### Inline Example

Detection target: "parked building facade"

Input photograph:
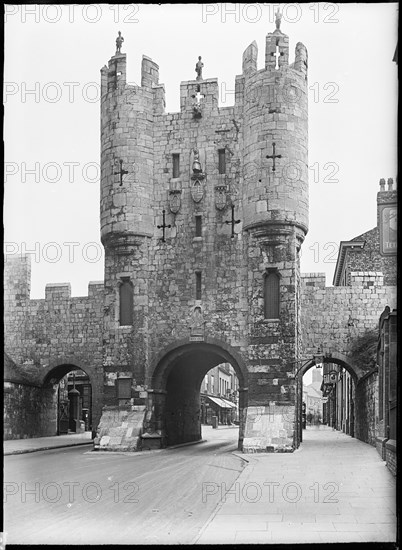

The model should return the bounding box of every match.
[303,368,325,425]
[200,363,239,425]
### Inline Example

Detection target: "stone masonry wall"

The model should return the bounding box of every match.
[385,441,397,476]
[355,370,378,445]
[98,27,309,451]
[301,271,397,366]
[4,381,57,440]
[343,227,397,286]
[4,255,105,434]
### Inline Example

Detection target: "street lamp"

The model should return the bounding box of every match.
[313,349,325,367]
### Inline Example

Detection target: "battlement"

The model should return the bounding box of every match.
[301,273,326,289]
[302,271,387,289]
[44,281,104,300]
[100,24,309,249]
[4,254,31,299]
[101,24,307,119]
[141,55,160,88]
[4,254,104,303]
[45,283,71,300]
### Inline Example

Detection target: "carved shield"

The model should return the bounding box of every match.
[191,179,203,203]
[215,185,227,210]
[169,190,181,214]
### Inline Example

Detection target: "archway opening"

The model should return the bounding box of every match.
[302,365,325,431]
[43,364,92,436]
[200,363,239,426]
[297,356,357,446]
[150,342,247,449]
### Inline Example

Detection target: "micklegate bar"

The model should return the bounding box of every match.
[4,20,397,471]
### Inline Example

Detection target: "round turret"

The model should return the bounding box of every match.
[100,54,161,251]
[242,30,308,244]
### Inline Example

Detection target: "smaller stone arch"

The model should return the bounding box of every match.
[295,350,362,446]
[42,363,92,387]
[296,350,363,382]
[41,359,94,435]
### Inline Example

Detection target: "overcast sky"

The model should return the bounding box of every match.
[4,3,398,301]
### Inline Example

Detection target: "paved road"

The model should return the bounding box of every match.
[4,427,244,545]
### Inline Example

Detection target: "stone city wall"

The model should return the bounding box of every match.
[300,271,397,364]
[4,255,105,435]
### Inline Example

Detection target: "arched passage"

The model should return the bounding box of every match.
[43,364,93,436]
[147,340,248,449]
[295,352,359,447]
[296,351,361,382]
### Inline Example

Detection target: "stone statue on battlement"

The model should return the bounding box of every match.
[195,56,204,80]
[116,31,124,55]
[275,9,282,31]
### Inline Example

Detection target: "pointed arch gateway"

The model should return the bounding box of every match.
[147,338,249,449]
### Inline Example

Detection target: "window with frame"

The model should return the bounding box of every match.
[119,278,133,326]
[195,215,202,237]
[195,271,202,300]
[264,271,280,319]
[218,149,226,174]
[172,154,180,178]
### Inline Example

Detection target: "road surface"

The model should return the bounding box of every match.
[4,426,244,545]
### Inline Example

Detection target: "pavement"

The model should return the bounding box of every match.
[3,432,93,455]
[3,425,397,544]
[195,425,397,544]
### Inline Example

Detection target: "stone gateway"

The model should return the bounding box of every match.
[4,22,396,456]
[98,20,308,452]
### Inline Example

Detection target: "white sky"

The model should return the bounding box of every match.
[4,3,398,299]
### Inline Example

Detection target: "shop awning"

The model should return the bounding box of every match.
[206,396,237,409]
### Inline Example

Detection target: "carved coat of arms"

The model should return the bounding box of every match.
[215,185,227,210]
[169,190,181,214]
[191,179,203,203]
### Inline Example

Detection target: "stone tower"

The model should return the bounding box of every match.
[97,22,308,452]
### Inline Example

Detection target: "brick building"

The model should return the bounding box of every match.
[333,179,397,287]
[200,363,239,425]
